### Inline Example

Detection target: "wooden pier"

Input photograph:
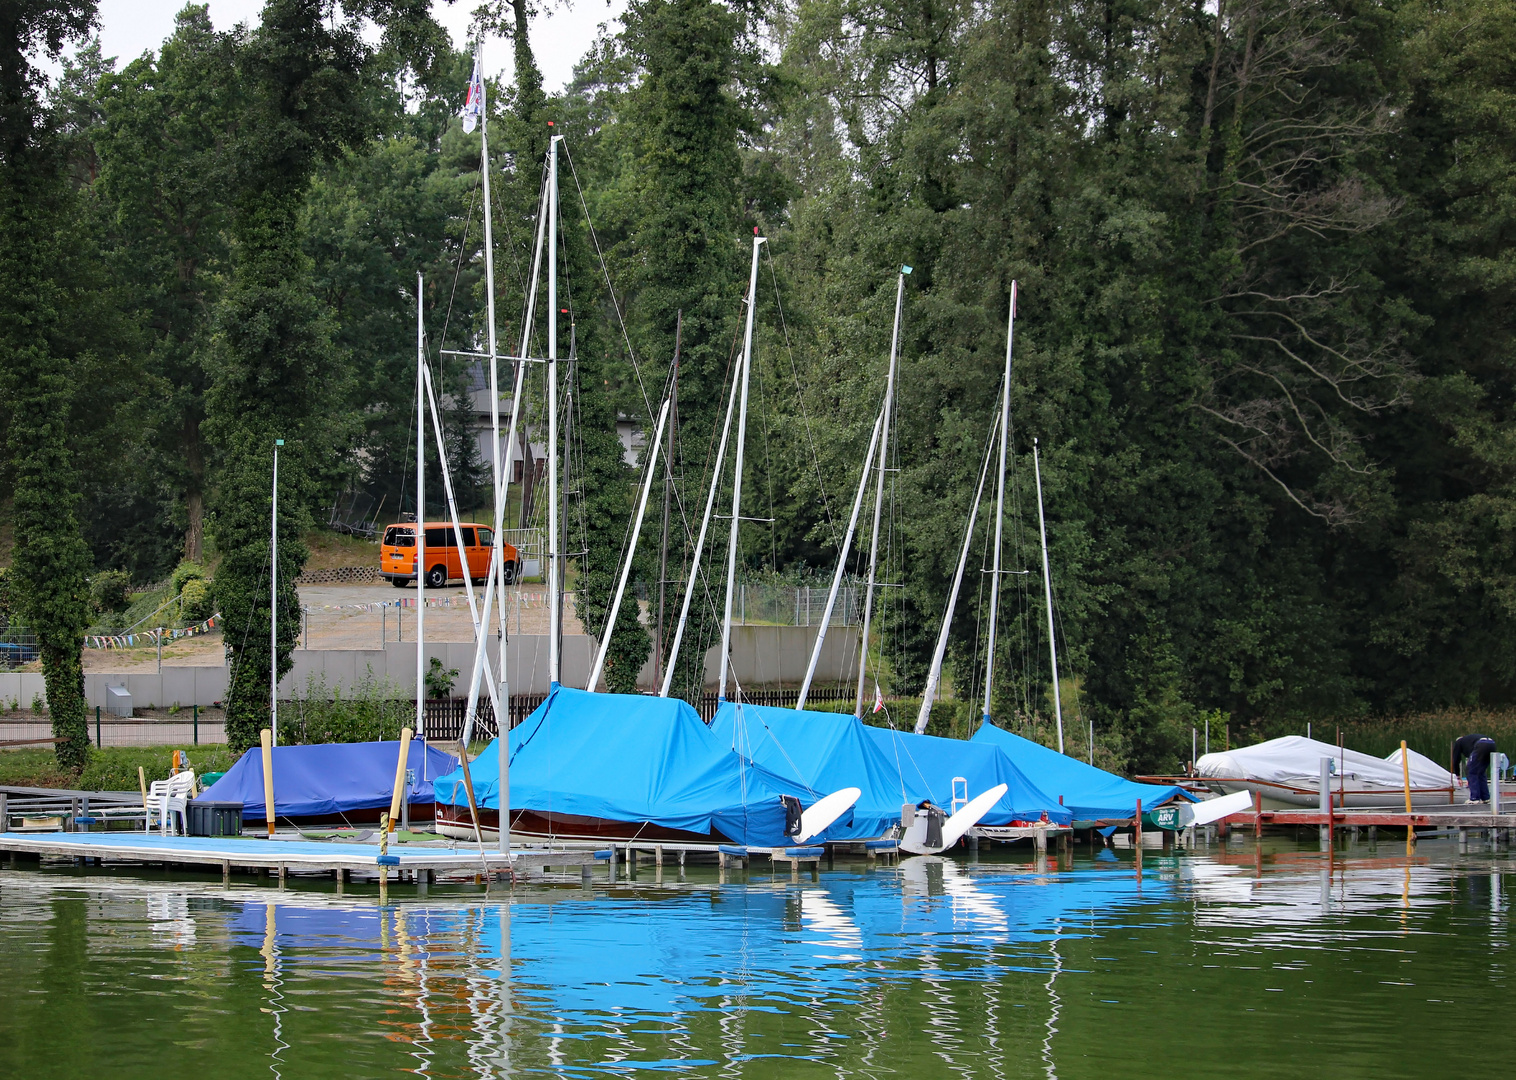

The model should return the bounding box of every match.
[0,831,604,883]
[1215,803,1516,837]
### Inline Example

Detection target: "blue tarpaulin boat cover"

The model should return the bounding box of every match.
[198,740,459,820]
[433,688,819,847]
[861,725,1073,826]
[710,702,917,840]
[971,720,1193,821]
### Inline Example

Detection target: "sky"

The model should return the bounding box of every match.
[73,0,627,92]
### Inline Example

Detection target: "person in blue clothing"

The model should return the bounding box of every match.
[1452,733,1498,804]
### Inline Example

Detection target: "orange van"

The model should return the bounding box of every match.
[379,522,520,589]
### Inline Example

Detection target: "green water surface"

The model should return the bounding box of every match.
[0,838,1508,1078]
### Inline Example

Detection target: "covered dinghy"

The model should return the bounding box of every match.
[972,720,1192,822]
[862,725,1072,826]
[434,688,822,846]
[711,702,913,841]
[1197,735,1464,808]
[198,740,458,822]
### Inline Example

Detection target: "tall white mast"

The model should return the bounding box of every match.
[659,364,741,697]
[271,437,281,745]
[854,266,909,717]
[587,397,671,692]
[913,419,996,735]
[981,282,1017,726]
[717,235,764,703]
[415,273,426,738]
[1034,438,1064,752]
[547,135,562,688]
[476,42,506,706]
[796,409,883,711]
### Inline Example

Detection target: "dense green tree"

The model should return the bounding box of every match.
[208,0,447,752]
[0,0,100,770]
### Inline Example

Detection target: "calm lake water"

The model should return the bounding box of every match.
[1,839,1510,1078]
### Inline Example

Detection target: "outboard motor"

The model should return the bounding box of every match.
[780,795,804,837]
[922,805,945,849]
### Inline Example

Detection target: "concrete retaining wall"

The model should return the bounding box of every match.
[2,624,864,709]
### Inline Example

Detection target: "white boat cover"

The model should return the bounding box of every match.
[1196,735,1451,794]
[1384,745,1456,787]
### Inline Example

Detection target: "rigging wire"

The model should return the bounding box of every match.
[763,244,839,546]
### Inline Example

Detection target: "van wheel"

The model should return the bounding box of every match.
[392,577,410,589]
[502,561,518,585]
[425,565,448,589]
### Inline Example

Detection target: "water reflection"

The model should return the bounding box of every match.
[2,846,1515,1078]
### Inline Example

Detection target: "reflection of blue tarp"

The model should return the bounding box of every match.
[710,702,913,840]
[198,740,458,820]
[971,720,1192,821]
[433,687,815,846]
[225,864,1163,1025]
[862,725,1073,826]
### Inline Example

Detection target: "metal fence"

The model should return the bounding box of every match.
[0,632,39,671]
[1,713,227,749]
[731,584,861,627]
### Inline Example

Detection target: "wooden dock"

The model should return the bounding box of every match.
[1216,804,1516,835]
[0,831,604,883]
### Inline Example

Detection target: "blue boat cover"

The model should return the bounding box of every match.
[971,720,1193,820]
[711,702,915,840]
[433,687,817,847]
[861,724,1073,825]
[197,740,458,820]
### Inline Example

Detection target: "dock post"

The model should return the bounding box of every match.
[1319,758,1332,848]
[278,863,286,885]
[1459,828,1469,853]
[222,860,230,885]
[1135,799,1143,849]
[0,792,7,832]
[1034,828,1047,854]
[1253,791,1262,841]
[655,845,663,867]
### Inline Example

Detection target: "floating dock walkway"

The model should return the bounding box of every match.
[0,831,603,884]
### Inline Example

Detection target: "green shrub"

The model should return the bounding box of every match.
[179,578,214,621]
[30,692,44,713]
[77,745,238,792]
[282,669,411,744]
[170,560,207,596]
[425,656,458,699]
[90,570,133,614]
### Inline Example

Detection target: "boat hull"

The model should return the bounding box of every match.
[434,804,735,845]
[1200,779,1464,810]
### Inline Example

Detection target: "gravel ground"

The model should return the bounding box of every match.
[81,583,587,672]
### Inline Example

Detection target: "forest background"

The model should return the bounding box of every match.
[0,0,1512,772]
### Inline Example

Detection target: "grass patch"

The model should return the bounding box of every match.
[0,745,238,791]
[1323,708,1516,767]
[304,530,380,573]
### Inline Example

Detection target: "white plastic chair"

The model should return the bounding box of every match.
[145,771,197,836]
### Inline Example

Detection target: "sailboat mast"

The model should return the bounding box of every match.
[415,273,426,738]
[717,235,764,703]
[854,267,908,716]
[654,312,681,690]
[913,418,996,735]
[981,282,1017,725]
[1034,438,1064,752]
[587,397,672,691]
[546,135,562,688]
[797,408,883,710]
[271,438,280,745]
[660,358,741,697]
